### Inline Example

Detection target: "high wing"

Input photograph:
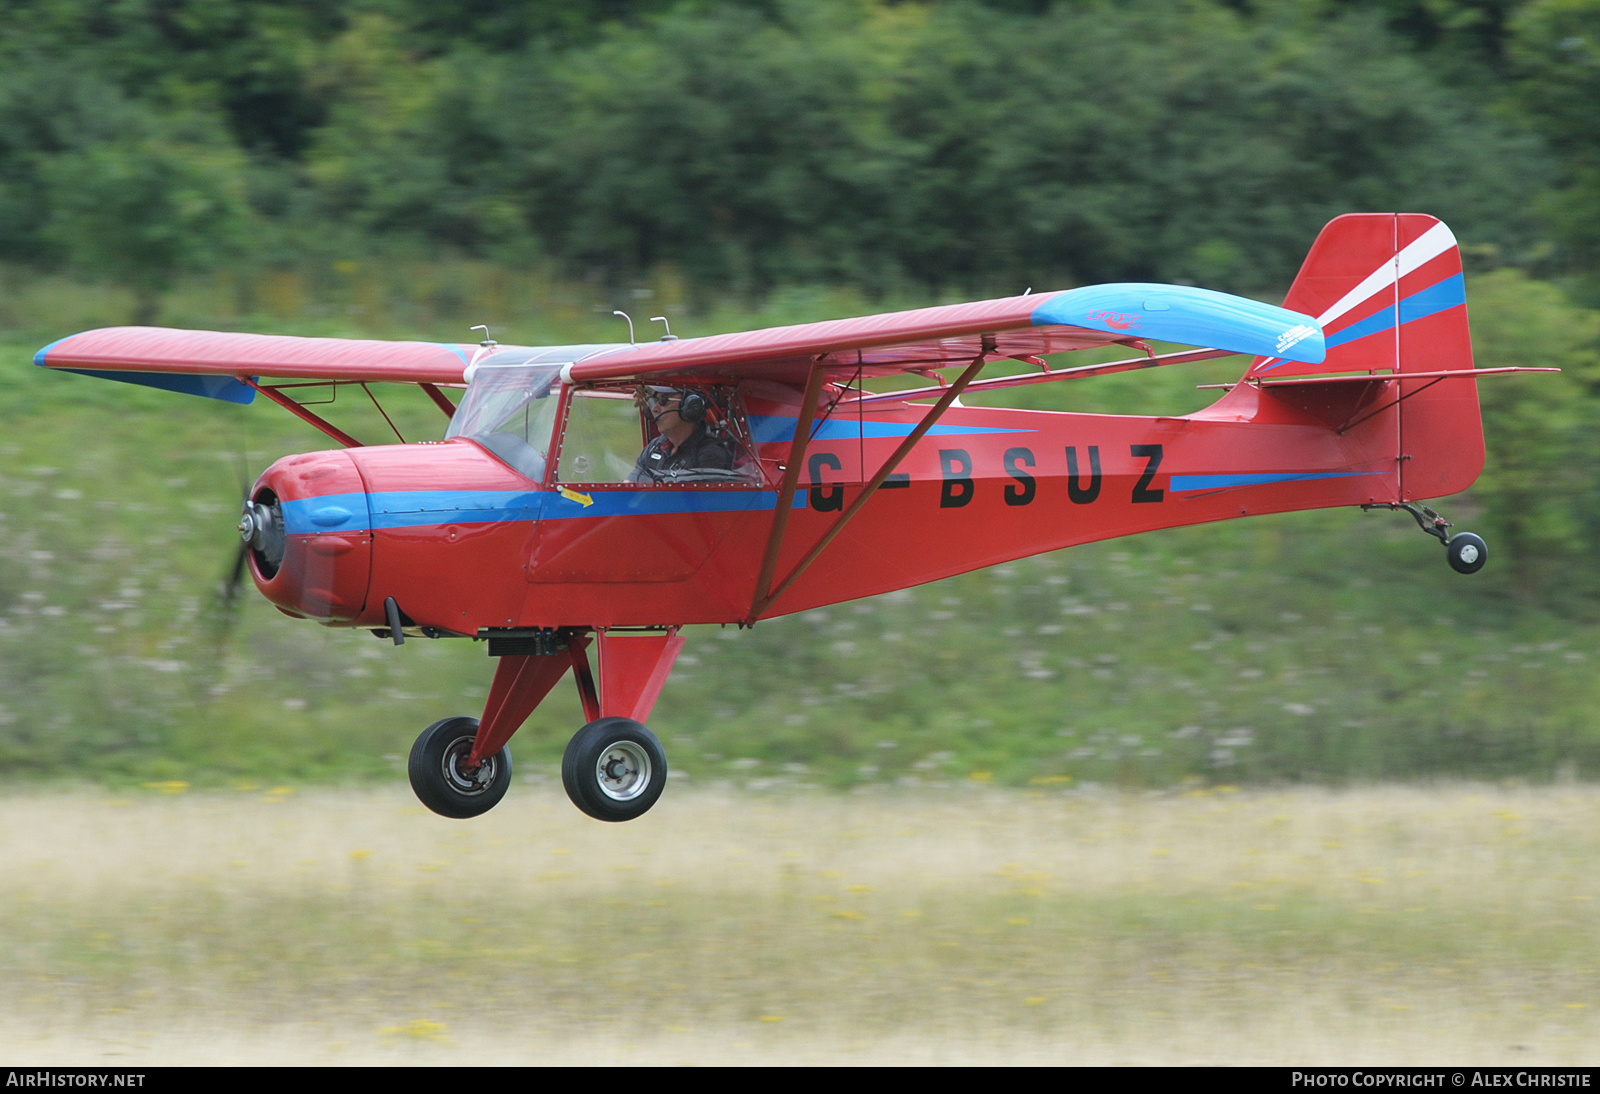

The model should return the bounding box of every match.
[35,283,1323,406]
[563,284,1324,386]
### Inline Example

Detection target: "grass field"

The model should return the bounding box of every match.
[3,783,1597,1064]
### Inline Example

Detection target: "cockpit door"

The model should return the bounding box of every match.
[527,384,769,583]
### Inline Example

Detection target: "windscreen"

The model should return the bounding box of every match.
[444,363,564,482]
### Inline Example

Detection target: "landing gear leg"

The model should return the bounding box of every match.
[1363,501,1487,575]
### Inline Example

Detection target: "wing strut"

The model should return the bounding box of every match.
[244,379,364,448]
[749,353,989,621]
[420,383,458,417]
[749,363,829,619]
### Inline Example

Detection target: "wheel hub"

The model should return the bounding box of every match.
[595,741,651,801]
[441,736,495,795]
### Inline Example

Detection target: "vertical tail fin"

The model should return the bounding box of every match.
[1248,213,1483,500]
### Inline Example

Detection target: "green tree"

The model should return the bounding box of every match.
[41,133,250,324]
[303,0,1542,295]
[1465,268,1600,600]
[1508,0,1600,296]
[0,61,146,264]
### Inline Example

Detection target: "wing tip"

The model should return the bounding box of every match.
[34,328,135,368]
[33,336,70,367]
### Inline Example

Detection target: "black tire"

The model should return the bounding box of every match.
[408,716,512,819]
[1446,532,1487,575]
[561,717,668,822]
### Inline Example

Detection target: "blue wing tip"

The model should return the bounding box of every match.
[33,337,68,367]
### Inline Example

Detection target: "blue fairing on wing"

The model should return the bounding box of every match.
[748,416,1031,444]
[54,367,257,405]
[1031,283,1325,364]
[33,338,68,366]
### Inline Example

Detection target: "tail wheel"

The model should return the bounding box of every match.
[408,716,512,818]
[562,717,668,822]
[1446,532,1487,575]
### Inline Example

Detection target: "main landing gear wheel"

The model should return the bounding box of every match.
[408,716,513,819]
[562,717,668,822]
[1446,532,1488,575]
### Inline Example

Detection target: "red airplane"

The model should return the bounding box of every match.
[34,213,1552,822]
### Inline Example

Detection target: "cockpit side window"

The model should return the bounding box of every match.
[554,383,763,486]
[553,388,647,484]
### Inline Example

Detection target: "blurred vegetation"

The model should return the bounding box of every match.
[4,0,1600,787]
[4,787,1596,1063]
[0,0,1572,297]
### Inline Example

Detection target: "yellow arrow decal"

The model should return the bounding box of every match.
[558,486,594,507]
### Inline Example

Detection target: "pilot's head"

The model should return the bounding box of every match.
[637,386,706,427]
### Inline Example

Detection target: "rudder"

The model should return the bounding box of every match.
[1247,213,1483,500]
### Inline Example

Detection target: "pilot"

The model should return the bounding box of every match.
[628,387,738,482]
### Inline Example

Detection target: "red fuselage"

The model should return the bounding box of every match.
[249,375,1437,633]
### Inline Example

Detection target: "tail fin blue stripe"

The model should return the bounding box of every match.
[1324,274,1467,351]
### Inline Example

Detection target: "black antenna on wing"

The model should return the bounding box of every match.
[468,325,499,368]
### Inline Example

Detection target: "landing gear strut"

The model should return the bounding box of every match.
[1363,501,1487,574]
[406,628,682,821]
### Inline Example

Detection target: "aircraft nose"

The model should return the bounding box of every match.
[239,496,286,577]
[245,451,373,623]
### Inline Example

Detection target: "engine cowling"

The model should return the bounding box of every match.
[244,450,372,623]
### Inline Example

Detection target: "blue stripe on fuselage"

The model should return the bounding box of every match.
[1169,470,1380,493]
[279,488,806,534]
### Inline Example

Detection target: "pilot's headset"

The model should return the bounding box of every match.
[674,388,709,424]
[641,385,710,428]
